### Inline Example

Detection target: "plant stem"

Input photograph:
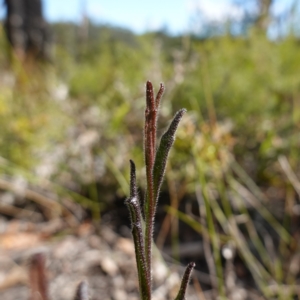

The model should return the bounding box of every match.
[144,81,164,284]
[144,81,159,283]
[126,160,151,299]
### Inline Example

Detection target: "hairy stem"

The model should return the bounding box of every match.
[144,81,163,283]
[126,160,151,299]
[175,262,196,300]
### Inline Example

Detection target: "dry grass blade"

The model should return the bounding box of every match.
[278,155,300,198]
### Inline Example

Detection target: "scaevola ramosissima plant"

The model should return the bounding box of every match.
[125,81,195,300]
[27,81,194,300]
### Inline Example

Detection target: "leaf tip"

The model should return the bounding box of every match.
[174,262,195,300]
[179,108,187,115]
[129,159,137,198]
[73,280,89,300]
[146,80,153,91]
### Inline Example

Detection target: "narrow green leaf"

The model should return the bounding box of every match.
[126,197,151,300]
[125,160,151,300]
[153,108,186,200]
[174,262,195,300]
[129,159,137,198]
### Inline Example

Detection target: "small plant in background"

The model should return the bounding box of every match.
[125,81,195,300]
[29,253,89,300]
[29,253,48,300]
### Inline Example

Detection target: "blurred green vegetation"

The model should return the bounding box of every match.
[1,17,300,298]
[2,23,300,189]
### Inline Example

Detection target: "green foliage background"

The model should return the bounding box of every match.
[0,23,299,194]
